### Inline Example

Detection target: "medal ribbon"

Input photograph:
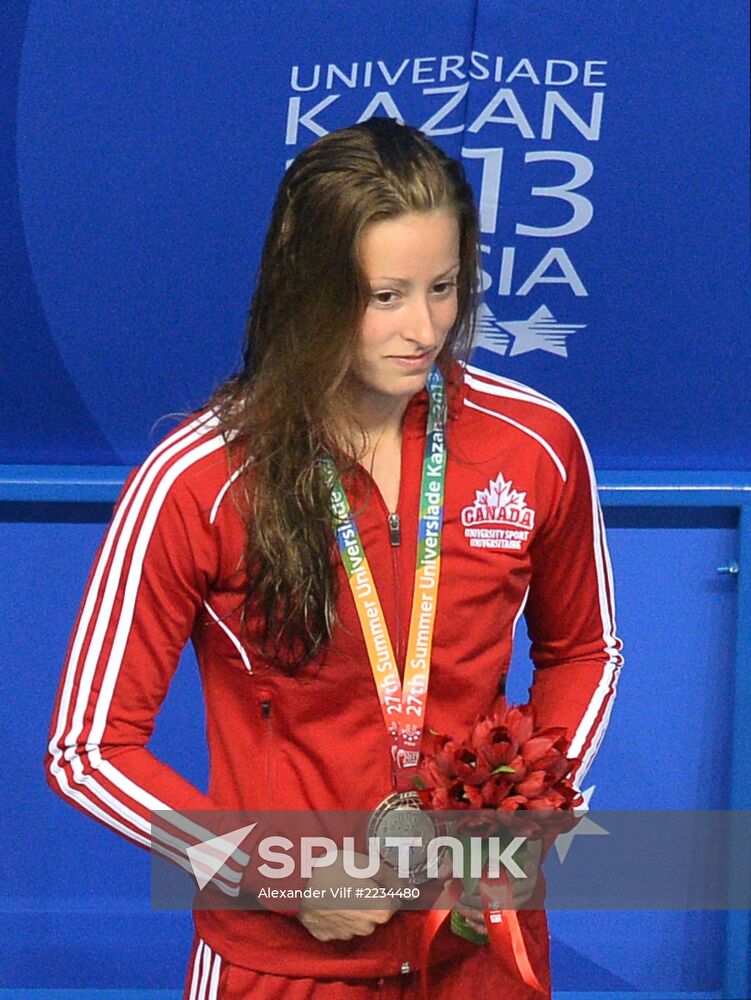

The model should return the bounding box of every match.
[324,367,447,789]
[419,873,546,999]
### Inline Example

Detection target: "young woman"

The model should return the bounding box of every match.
[46,118,622,999]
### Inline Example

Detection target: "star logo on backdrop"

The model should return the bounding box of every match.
[553,784,610,863]
[474,302,512,354]
[473,303,586,359]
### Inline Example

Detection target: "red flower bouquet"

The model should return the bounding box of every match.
[417,702,583,817]
[415,703,584,996]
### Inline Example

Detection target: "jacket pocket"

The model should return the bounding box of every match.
[258,695,275,808]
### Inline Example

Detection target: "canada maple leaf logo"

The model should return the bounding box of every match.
[461,472,536,529]
[475,473,529,513]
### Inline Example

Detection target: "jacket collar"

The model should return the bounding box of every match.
[402,359,466,438]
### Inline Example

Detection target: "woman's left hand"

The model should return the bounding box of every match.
[454,838,543,938]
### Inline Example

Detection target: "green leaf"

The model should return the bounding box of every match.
[450,911,487,945]
[461,872,479,895]
[490,764,516,775]
[458,834,478,894]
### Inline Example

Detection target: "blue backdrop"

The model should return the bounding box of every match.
[4,0,749,467]
[1,2,749,998]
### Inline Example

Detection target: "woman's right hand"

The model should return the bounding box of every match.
[296,852,399,941]
[297,904,395,941]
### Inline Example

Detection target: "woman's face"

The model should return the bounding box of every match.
[352,208,460,408]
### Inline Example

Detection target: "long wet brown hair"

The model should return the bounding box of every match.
[210,118,479,672]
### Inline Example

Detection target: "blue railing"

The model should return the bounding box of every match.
[2,465,748,1000]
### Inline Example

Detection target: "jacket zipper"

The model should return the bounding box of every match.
[387,512,401,547]
[260,698,274,808]
[389,515,409,973]
[388,512,404,679]
[390,423,415,679]
[364,483,405,676]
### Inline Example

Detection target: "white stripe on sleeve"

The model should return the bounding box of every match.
[464,367,622,780]
[48,414,249,884]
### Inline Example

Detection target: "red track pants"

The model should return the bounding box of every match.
[182,934,551,999]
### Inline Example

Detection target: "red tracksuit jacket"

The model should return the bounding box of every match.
[46,364,622,991]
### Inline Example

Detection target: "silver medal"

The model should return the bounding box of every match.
[367,790,438,884]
